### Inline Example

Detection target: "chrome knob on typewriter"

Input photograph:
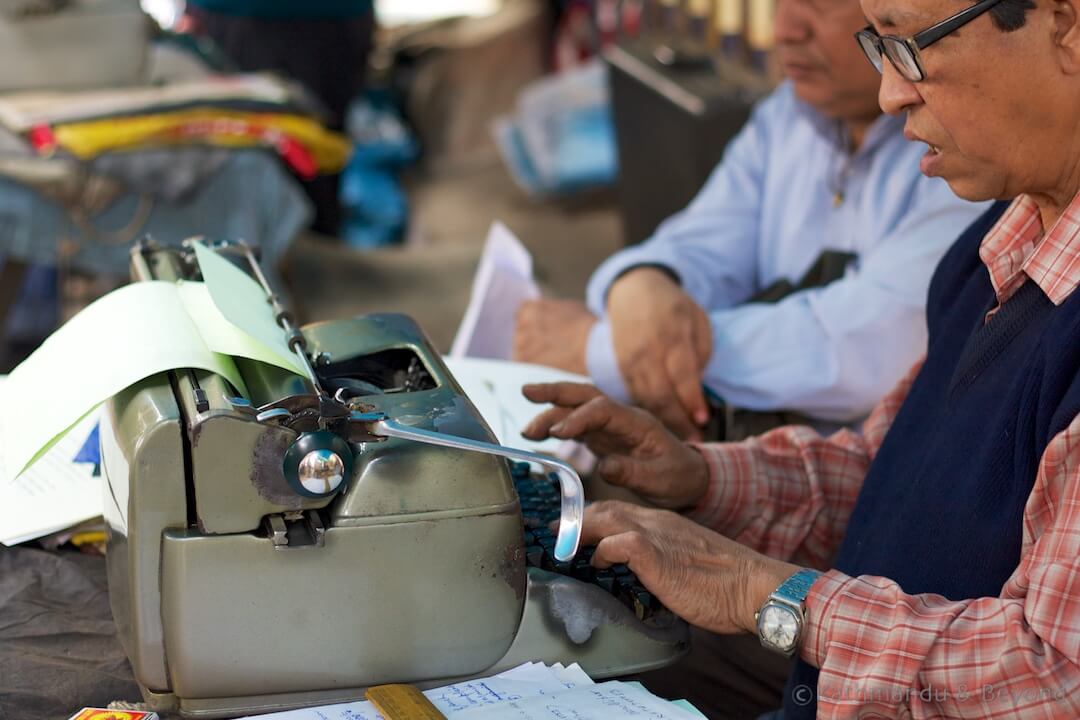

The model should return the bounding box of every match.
[101,239,688,718]
[296,448,345,495]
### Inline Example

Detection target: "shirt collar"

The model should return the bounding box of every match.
[980,193,1080,307]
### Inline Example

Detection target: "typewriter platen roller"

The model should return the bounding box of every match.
[102,240,688,719]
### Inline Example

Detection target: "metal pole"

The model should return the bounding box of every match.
[236,243,328,399]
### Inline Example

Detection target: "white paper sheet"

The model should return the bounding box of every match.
[442,355,595,469]
[236,665,703,720]
[237,662,593,720]
[0,282,240,485]
[457,681,704,720]
[0,377,102,546]
[190,242,306,374]
[450,222,540,361]
[0,264,304,487]
[443,356,587,450]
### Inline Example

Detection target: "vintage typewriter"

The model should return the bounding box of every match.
[102,240,687,718]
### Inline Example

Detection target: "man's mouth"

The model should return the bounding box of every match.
[905,128,941,155]
[778,53,820,74]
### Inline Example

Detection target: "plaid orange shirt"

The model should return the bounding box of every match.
[688,194,1080,718]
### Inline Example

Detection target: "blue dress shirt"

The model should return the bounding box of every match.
[585,81,993,422]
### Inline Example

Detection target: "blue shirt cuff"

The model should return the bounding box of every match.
[585,320,631,402]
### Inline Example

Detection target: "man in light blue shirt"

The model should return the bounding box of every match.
[514,11,991,439]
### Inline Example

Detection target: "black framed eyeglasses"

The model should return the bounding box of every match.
[855,0,1007,81]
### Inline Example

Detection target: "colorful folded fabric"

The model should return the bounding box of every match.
[29,109,351,178]
[0,75,301,132]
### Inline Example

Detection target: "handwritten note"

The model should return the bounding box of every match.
[240,663,590,720]
[236,664,702,720]
[457,682,703,720]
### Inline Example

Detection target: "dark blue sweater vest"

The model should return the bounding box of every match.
[783,201,1080,718]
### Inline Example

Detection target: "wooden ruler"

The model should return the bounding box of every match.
[365,684,447,720]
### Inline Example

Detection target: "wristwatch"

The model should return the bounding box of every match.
[755,568,822,656]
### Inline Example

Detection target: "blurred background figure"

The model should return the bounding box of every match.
[182,0,377,236]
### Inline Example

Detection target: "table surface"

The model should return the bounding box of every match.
[0,544,146,720]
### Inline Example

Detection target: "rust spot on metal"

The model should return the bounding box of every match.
[500,538,527,601]
[251,428,306,506]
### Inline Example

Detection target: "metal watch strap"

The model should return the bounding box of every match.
[756,568,823,657]
[773,568,823,605]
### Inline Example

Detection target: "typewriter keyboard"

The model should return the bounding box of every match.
[510,461,669,624]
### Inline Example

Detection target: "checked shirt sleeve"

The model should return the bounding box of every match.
[802,410,1080,719]
[685,360,923,569]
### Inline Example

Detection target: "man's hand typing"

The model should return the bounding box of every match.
[578,501,802,634]
[521,382,708,510]
[606,268,712,440]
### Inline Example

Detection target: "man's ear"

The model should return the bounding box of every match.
[1052,0,1080,73]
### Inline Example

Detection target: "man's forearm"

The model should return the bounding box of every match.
[700,285,927,422]
[686,427,870,567]
[585,237,756,318]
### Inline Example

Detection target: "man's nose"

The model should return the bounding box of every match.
[773,0,811,44]
[878,58,922,115]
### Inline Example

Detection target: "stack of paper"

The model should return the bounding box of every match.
[238,663,703,719]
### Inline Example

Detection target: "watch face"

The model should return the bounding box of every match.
[759,603,799,652]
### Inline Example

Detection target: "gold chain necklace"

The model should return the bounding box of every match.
[827,122,856,208]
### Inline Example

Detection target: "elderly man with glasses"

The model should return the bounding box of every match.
[521,0,1080,716]
[513,0,992,443]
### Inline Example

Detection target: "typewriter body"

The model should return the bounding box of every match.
[102,241,687,718]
